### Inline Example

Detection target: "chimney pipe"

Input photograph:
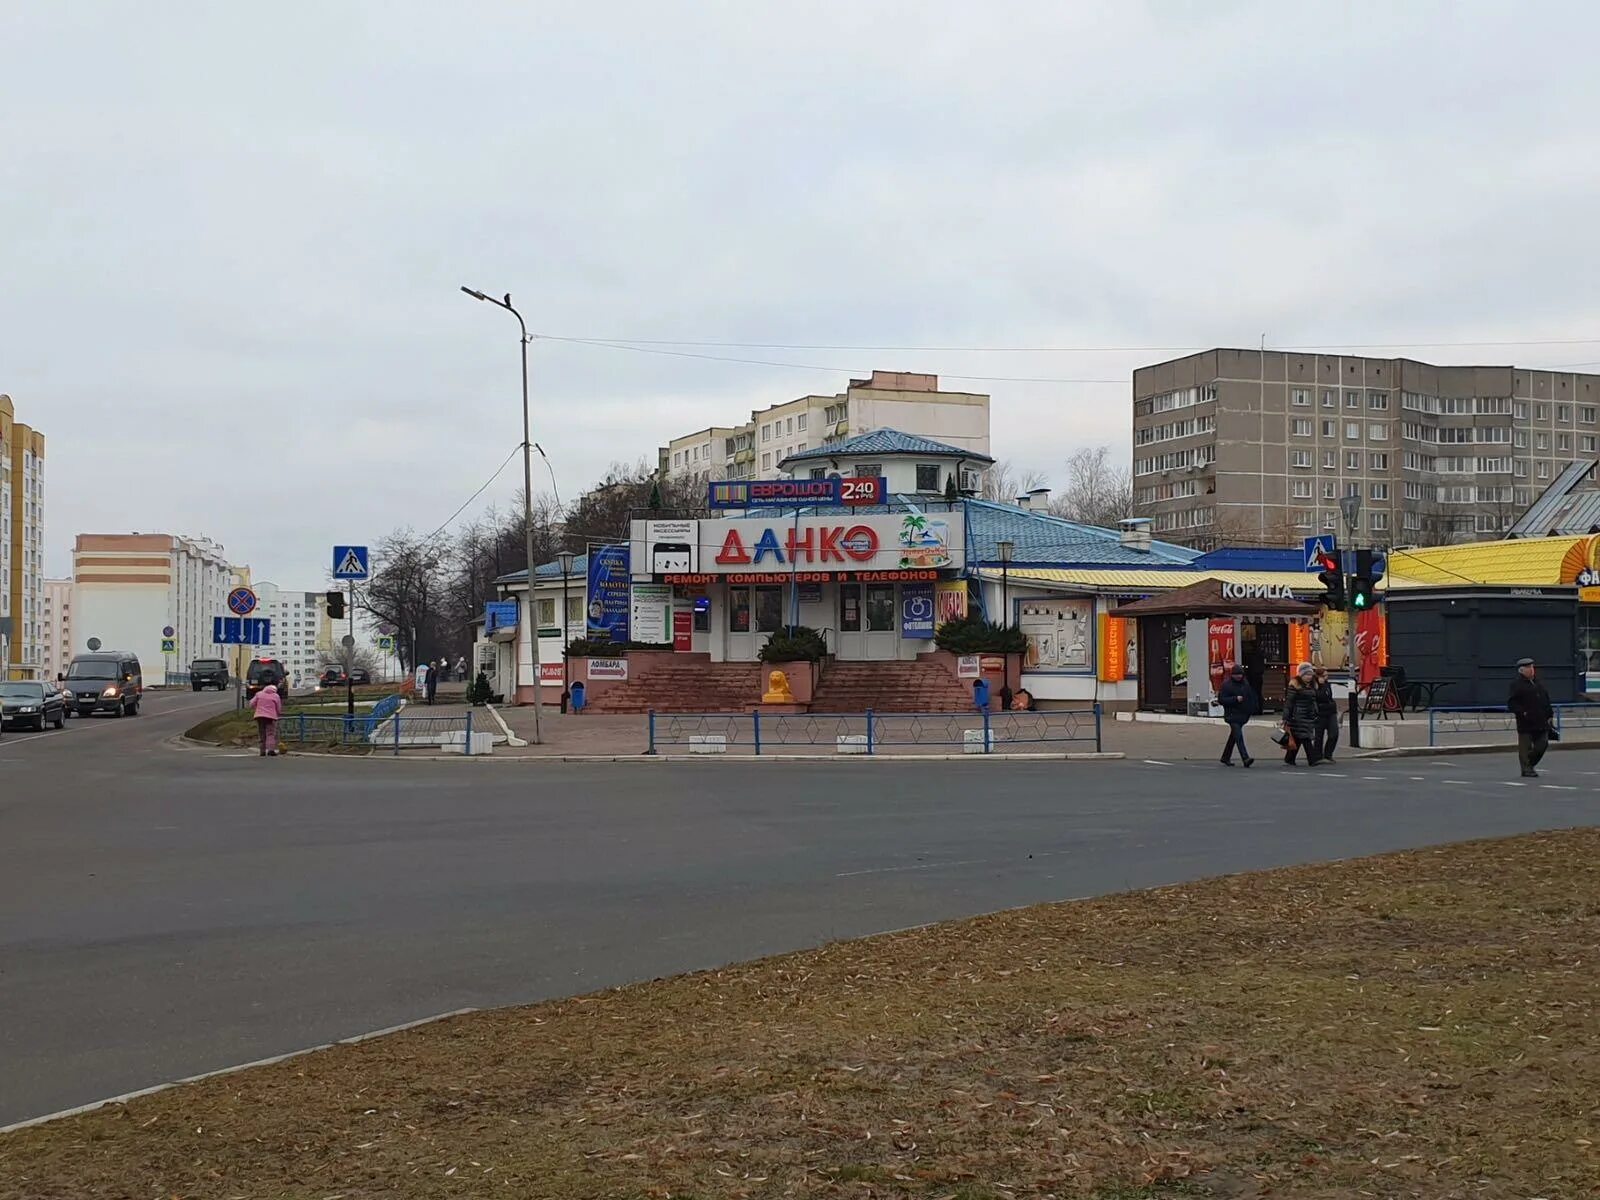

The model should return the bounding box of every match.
[1118,517,1153,553]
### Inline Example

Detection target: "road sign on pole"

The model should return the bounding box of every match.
[161,637,177,654]
[212,616,272,645]
[162,625,175,638]
[1302,535,1338,572]
[378,635,395,652]
[332,545,370,580]
[227,587,258,617]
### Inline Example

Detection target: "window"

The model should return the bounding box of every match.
[1584,436,1597,454]
[754,587,783,633]
[1537,405,1550,420]
[1369,423,1388,441]
[1320,419,1336,438]
[1345,391,1362,409]
[762,452,771,470]
[1322,389,1337,409]
[796,442,806,453]
[1438,427,1473,444]
[1514,430,1529,448]
[1370,512,1390,532]
[1539,461,1550,479]
[1290,450,1312,468]
[1291,479,1312,498]
[810,467,827,480]
[1476,426,1511,443]
[1404,481,1424,501]
[1535,432,1549,450]
[915,463,942,492]
[672,451,682,467]
[1368,391,1389,410]
[1346,451,1361,470]
[1515,460,1528,478]
[1514,401,1528,419]
[1322,450,1337,469]
[1345,481,1361,497]
[1292,418,1313,437]
[865,584,896,632]
[1291,388,1310,407]
[1344,422,1360,441]
[1558,433,1572,451]
[1369,452,1389,470]
[761,424,771,442]
[1583,407,1596,424]
[1370,482,1389,501]
[1323,511,1337,529]
[536,598,556,626]
[1559,406,1571,422]
[854,462,882,477]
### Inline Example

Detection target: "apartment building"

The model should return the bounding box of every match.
[249,581,322,684]
[1132,350,1600,549]
[661,371,991,484]
[71,533,232,673]
[41,577,72,679]
[1,395,47,678]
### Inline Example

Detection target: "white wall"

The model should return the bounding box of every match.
[847,393,990,457]
[70,582,169,672]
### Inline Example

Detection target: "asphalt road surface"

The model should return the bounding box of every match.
[3,703,1598,1127]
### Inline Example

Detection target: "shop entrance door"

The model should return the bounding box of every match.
[726,585,784,660]
[1241,621,1289,712]
[838,582,898,660]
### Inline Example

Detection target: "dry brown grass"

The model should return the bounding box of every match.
[4,830,1599,1199]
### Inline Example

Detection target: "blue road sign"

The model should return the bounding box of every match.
[1303,535,1338,571]
[333,545,370,580]
[213,616,273,645]
[227,586,258,616]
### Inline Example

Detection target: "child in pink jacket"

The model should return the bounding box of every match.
[248,676,284,756]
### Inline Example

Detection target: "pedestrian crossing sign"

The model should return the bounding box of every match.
[378,635,395,652]
[332,544,370,580]
[161,637,177,654]
[1302,535,1338,571]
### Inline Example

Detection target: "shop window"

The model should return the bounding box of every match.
[729,588,751,633]
[754,587,784,633]
[865,585,896,631]
[839,584,861,632]
[915,463,942,491]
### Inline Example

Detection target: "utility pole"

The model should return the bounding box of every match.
[461,286,543,743]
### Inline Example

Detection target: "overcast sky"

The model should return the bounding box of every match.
[5,1,1599,586]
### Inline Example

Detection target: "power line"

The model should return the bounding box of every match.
[421,443,523,545]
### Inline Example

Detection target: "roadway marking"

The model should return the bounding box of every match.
[837,857,989,878]
[1542,784,1579,791]
[1504,782,1527,788]
[1142,760,1173,767]
[1362,776,1384,781]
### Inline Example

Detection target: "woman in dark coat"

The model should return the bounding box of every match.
[1282,663,1322,767]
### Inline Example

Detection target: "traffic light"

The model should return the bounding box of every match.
[1316,551,1346,610]
[325,590,345,619]
[1349,548,1377,611]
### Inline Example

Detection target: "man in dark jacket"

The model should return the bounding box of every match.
[1283,663,1322,766]
[1508,657,1554,777]
[1217,663,1256,767]
[1312,666,1339,764]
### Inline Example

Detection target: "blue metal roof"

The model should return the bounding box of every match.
[496,553,588,585]
[780,428,995,466]
[1189,546,1307,572]
[962,500,1199,567]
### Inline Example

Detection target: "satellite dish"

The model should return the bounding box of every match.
[87,637,102,651]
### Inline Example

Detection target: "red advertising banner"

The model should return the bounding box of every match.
[1207,618,1236,693]
[673,610,693,653]
[1355,608,1387,688]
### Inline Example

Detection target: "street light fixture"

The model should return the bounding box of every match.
[461,285,542,744]
[557,550,575,712]
[996,539,1015,626]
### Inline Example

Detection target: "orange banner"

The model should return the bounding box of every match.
[1289,621,1312,668]
[1355,608,1387,687]
[1098,614,1127,682]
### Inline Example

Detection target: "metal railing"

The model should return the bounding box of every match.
[646,706,1102,755]
[278,711,478,755]
[1427,702,1600,746]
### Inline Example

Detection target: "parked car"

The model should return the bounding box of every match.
[0,680,67,731]
[190,657,230,691]
[246,658,289,699]
[349,668,371,685]
[65,651,143,717]
[318,667,348,690]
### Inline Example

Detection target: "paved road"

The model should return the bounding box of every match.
[3,710,1598,1126]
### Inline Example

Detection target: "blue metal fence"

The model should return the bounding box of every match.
[279,710,477,755]
[1427,702,1600,746]
[646,706,1102,755]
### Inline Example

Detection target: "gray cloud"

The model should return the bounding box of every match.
[3,0,1597,585]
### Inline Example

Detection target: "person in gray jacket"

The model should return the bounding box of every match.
[1217,663,1256,767]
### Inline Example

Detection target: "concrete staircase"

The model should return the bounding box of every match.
[810,659,974,713]
[585,655,765,714]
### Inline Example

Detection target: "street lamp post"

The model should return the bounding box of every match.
[461,286,542,744]
[996,539,1015,626]
[557,550,575,712]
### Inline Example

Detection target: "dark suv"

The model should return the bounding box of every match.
[246,658,290,700]
[190,657,230,691]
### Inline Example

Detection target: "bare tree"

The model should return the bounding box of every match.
[980,460,1051,504]
[324,641,382,676]
[1049,446,1140,528]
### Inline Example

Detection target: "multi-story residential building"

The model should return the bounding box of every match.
[661,371,991,485]
[249,582,321,685]
[41,577,72,679]
[71,533,232,675]
[1,395,47,679]
[1132,350,1600,549]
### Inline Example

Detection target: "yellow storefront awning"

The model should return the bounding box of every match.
[1381,535,1593,588]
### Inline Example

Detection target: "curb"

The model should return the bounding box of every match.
[0,1008,478,1136]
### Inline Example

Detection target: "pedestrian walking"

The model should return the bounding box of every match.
[425,659,440,705]
[1312,666,1340,764]
[1282,663,1322,767]
[1218,663,1256,767]
[248,669,284,757]
[1508,656,1554,777]
[455,655,468,682]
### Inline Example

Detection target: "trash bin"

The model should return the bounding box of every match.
[570,681,586,713]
